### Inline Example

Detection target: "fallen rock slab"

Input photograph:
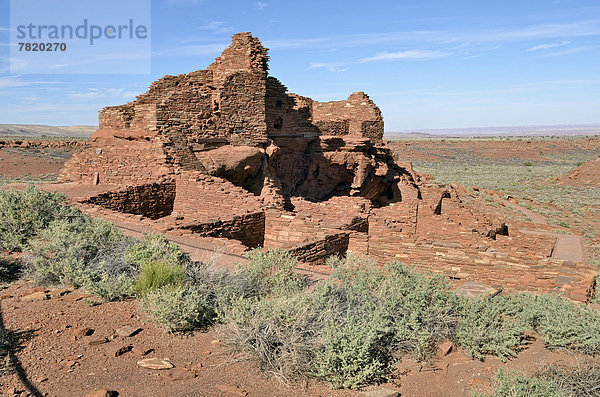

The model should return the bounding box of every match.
[21,291,49,301]
[360,389,401,397]
[116,326,142,338]
[88,337,109,346]
[137,358,174,370]
[114,345,132,357]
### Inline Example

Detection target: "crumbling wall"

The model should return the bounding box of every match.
[311,92,384,143]
[180,211,265,248]
[287,233,350,264]
[265,78,318,139]
[59,139,172,185]
[84,181,175,219]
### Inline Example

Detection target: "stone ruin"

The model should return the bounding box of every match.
[58,32,596,301]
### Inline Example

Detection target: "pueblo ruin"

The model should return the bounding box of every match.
[57,33,595,301]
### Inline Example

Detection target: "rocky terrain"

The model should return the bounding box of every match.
[1,32,600,397]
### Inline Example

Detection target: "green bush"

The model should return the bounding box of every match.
[25,216,125,288]
[313,258,459,388]
[241,248,304,295]
[85,269,135,302]
[458,293,600,361]
[456,296,529,361]
[127,234,189,296]
[224,254,460,389]
[133,260,185,295]
[316,314,392,388]
[140,285,214,333]
[125,233,189,268]
[0,186,80,251]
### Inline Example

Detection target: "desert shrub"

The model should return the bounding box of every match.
[127,234,189,296]
[314,259,460,388]
[533,294,600,355]
[185,260,256,318]
[125,233,189,268]
[316,313,392,388]
[82,238,137,301]
[224,287,329,382]
[25,216,125,288]
[458,293,600,361]
[224,254,461,388]
[473,368,561,397]
[133,260,185,295]
[241,248,305,295]
[0,186,80,251]
[140,285,214,333]
[456,296,530,361]
[85,268,136,302]
[538,360,600,397]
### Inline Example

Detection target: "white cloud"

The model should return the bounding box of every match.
[0,76,61,89]
[360,50,451,63]
[308,62,349,72]
[0,77,30,89]
[265,19,600,51]
[68,89,103,100]
[199,21,233,34]
[67,87,143,101]
[255,1,268,10]
[535,45,599,57]
[527,40,571,51]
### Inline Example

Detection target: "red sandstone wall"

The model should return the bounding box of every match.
[180,211,265,249]
[85,181,175,219]
[311,92,384,143]
[59,139,172,185]
[287,233,350,264]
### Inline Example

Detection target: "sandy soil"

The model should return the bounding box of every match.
[0,148,73,178]
[0,279,585,397]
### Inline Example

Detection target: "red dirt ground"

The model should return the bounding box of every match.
[554,156,600,187]
[1,138,599,396]
[0,279,586,397]
[387,137,600,162]
[0,148,73,178]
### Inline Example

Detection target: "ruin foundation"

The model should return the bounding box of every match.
[55,32,596,302]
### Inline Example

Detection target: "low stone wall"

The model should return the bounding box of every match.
[180,211,265,248]
[84,181,176,219]
[59,139,171,185]
[287,232,350,264]
[0,139,88,149]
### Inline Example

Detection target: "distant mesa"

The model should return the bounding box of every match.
[0,124,96,138]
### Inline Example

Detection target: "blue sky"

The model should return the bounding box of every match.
[0,0,599,131]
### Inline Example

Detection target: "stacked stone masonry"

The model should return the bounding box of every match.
[55,32,596,302]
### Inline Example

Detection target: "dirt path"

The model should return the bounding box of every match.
[502,199,547,224]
